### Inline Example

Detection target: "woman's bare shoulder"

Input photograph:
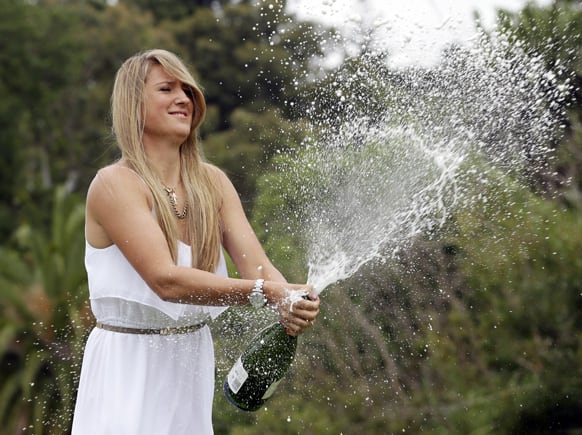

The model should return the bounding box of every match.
[90,163,148,192]
[202,161,225,177]
[86,163,156,247]
[202,162,232,187]
[87,162,152,209]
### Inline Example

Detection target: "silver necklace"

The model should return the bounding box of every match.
[163,186,188,219]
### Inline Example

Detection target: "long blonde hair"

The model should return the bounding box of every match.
[111,49,221,272]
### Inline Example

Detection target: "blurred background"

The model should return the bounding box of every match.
[0,0,580,433]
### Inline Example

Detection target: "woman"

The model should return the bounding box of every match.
[72,49,320,434]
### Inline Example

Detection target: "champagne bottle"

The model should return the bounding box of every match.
[223,321,298,411]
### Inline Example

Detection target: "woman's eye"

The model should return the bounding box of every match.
[183,87,194,100]
[160,87,171,92]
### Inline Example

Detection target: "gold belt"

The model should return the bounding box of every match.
[95,321,205,336]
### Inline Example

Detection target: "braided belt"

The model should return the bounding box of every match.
[95,321,205,336]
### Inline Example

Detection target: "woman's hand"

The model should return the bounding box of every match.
[265,283,320,337]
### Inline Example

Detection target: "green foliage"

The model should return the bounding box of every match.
[170,0,323,199]
[250,152,310,282]
[0,186,91,434]
[247,114,582,434]
[497,1,582,75]
[0,0,326,230]
[204,108,308,206]
[356,180,578,433]
[413,185,582,434]
[0,0,174,241]
[497,1,582,199]
[121,0,222,22]
[0,0,85,238]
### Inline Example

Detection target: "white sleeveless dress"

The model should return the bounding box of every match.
[72,241,228,435]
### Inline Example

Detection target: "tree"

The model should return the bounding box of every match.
[497,1,582,201]
[0,0,176,242]
[121,0,233,22]
[0,186,90,434]
[243,2,582,427]
[0,0,85,239]
[169,1,324,202]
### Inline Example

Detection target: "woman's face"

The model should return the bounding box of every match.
[142,64,194,145]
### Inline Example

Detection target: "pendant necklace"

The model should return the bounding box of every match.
[163,185,189,219]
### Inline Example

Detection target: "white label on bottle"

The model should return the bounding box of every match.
[227,357,248,394]
[261,378,283,400]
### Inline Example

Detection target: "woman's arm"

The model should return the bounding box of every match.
[86,164,260,306]
[86,163,319,334]
[212,165,320,332]
[214,165,285,283]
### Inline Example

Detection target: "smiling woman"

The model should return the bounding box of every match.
[71,49,320,435]
[143,66,195,147]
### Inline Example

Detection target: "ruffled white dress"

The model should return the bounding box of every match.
[72,241,228,435]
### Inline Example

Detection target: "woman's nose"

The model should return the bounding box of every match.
[177,87,194,104]
[175,90,189,104]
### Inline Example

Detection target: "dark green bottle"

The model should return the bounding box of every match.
[223,321,298,411]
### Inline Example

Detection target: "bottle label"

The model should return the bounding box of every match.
[261,378,283,400]
[227,357,248,394]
